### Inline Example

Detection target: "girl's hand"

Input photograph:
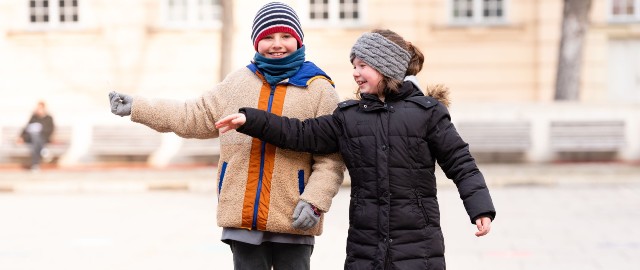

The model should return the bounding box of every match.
[215,113,247,133]
[474,216,492,237]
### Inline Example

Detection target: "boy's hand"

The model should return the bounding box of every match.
[291,200,320,230]
[475,216,492,237]
[215,113,246,133]
[108,91,133,116]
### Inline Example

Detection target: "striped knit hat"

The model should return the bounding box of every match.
[251,2,304,50]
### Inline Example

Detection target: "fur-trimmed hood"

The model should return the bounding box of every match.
[426,84,450,107]
[404,75,450,107]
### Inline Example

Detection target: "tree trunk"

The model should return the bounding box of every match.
[219,0,234,80]
[554,0,592,101]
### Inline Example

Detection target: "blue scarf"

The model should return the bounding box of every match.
[253,46,306,86]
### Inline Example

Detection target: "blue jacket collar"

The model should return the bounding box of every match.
[247,61,334,88]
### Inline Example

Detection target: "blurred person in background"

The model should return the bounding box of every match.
[108,2,344,270]
[16,100,55,171]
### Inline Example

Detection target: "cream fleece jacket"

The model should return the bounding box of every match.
[130,67,345,236]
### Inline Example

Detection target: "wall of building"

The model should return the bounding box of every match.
[0,0,637,123]
[2,0,640,165]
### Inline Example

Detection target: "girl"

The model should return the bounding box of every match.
[216,29,496,270]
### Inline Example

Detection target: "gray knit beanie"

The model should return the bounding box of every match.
[350,32,411,81]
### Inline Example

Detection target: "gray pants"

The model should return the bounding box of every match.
[229,240,313,270]
[26,132,44,168]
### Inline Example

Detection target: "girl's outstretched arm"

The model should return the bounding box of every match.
[218,108,341,155]
[216,113,246,133]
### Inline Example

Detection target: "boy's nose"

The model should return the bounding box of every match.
[272,37,282,47]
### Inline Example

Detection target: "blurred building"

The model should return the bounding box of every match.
[0,0,639,165]
[1,0,639,106]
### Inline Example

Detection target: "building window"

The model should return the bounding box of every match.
[163,0,221,27]
[610,0,640,21]
[309,0,329,20]
[29,0,79,25]
[306,0,361,25]
[451,0,505,24]
[339,0,359,20]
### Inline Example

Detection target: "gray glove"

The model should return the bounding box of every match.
[109,91,133,116]
[292,200,321,230]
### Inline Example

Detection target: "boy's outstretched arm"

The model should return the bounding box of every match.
[475,216,492,237]
[216,113,246,133]
[108,88,224,139]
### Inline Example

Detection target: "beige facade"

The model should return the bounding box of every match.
[1,0,640,164]
[0,0,640,113]
[0,0,639,117]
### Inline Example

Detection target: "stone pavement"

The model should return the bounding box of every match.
[441,183,640,270]
[1,163,640,192]
[0,163,639,269]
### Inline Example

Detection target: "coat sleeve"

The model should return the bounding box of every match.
[426,102,496,223]
[20,115,36,142]
[42,115,55,143]
[237,107,341,155]
[298,82,345,212]
[130,86,225,139]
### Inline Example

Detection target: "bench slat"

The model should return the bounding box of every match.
[89,125,162,157]
[550,120,625,151]
[457,121,531,152]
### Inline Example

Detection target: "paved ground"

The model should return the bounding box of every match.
[2,163,640,192]
[0,164,639,269]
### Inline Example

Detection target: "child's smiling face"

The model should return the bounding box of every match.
[257,32,298,59]
[352,57,383,96]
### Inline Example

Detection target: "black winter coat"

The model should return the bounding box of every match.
[238,82,496,270]
[21,114,55,143]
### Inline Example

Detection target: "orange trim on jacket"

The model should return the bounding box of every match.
[242,72,288,230]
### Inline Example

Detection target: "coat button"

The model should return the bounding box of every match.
[363,105,368,108]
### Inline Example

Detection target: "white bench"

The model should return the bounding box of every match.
[455,121,532,163]
[0,125,72,164]
[456,121,532,152]
[88,124,162,162]
[171,138,221,165]
[550,120,625,152]
[177,138,220,156]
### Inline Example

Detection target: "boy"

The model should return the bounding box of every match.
[108,2,344,269]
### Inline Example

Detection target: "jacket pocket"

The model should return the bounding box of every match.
[298,169,305,195]
[414,190,430,227]
[349,188,361,226]
[218,161,228,196]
